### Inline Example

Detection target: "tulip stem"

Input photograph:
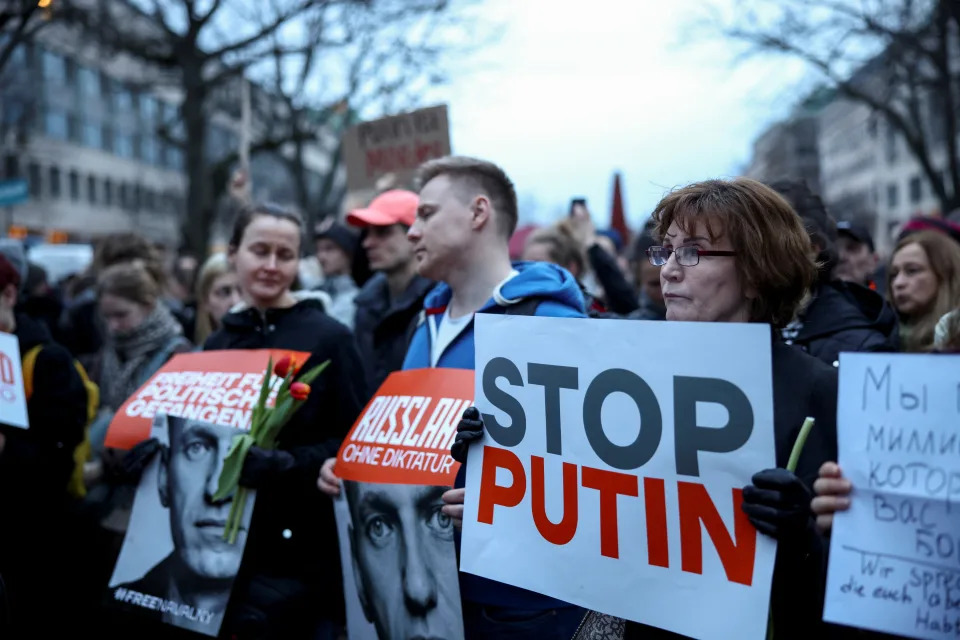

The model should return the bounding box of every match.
[227,488,247,545]
[787,417,816,473]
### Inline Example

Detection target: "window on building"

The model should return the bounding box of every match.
[164,144,183,171]
[43,109,69,140]
[41,49,66,85]
[68,170,79,201]
[100,72,113,102]
[140,95,158,125]
[909,175,923,204]
[87,175,97,204]
[115,133,134,159]
[4,155,19,178]
[77,66,100,99]
[118,183,129,209]
[28,163,41,197]
[8,42,26,67]
[141,136,159,165]
[68,114,80,143]
[885,126,898,163]
[113,83,134,112]
[49,166,61,198]
[102,125,114,153]
[103,179,113,207]
[887,183,899,208]
[161,102,184,139]
[132,184,142,210]
[82,119,102,148]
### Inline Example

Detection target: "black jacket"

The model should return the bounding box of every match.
[353,272,434,394]
[625,341,838,640]
[784,281,898,366]
[0,314,89,634]
[203,296,367,622]
[0,314,88,522]
[587,244,640,315]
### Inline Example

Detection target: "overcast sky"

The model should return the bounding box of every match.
[436,0,816,232]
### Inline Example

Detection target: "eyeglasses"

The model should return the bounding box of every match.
[646,246,736,267]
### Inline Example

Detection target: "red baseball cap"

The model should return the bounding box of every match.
[347,190,419,228]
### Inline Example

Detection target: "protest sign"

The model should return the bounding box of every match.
[0,332,28,430]
[109,413,256,637]
[341,105,451,193]
[333,368,470,640]
[823,353,960,639]
[105,349,307,450]
[460,315,778,640]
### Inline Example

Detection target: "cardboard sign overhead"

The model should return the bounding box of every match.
[342,105,451,193]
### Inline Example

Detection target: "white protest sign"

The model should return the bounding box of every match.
[0,332,28,430]
[461,315,777,640]
[824,353,960,639]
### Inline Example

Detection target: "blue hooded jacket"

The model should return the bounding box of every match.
[403,261,587,610]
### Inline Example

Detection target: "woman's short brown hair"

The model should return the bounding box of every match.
[652,178,817,328]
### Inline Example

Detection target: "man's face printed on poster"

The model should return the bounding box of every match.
[159,417,248,580]
[345,481,461,640]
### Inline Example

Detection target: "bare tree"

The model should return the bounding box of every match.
[0,0,56,74]
[72,0,353,255]
[713,0,960,213]
[204,0,485,244]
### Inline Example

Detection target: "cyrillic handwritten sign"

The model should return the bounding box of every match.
[824,353,960,639]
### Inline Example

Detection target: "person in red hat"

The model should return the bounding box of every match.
[347,190,435,393]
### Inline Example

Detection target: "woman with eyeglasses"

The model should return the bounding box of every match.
[621,178,840,639]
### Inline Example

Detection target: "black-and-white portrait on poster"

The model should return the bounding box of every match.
[108,413,255,637]
[334,480,464,640]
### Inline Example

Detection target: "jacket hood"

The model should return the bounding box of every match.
[422,261,586,314]
[798,280,897,340]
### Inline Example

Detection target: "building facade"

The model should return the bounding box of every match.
[0,6,337,249]
[744,114,822,193]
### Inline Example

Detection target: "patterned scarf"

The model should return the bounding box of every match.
[100,303,184,410]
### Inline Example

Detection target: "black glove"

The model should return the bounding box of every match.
[239,447,296,488]
[741,468,814,543]
[450,407,484,464]
[108,438,161,484]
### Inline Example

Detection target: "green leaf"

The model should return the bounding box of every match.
[295,360,330,387]
[251,357,275,437]
[213,434,256,501]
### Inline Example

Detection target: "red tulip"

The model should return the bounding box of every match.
[290,382,311,401]
[274,355,298,378]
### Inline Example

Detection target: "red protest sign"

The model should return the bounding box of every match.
[335,368,473,487]
[104,349,309,450]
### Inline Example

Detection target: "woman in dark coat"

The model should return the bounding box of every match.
[614,178,839,639]
[204,203,367,639]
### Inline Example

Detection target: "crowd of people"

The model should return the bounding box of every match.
[0,154,958,639]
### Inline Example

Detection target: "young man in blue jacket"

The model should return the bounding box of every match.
[320,156,587,639]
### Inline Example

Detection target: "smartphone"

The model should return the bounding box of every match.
[570,198,587,216]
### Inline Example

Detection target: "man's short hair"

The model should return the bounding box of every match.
[416,156,519,238]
